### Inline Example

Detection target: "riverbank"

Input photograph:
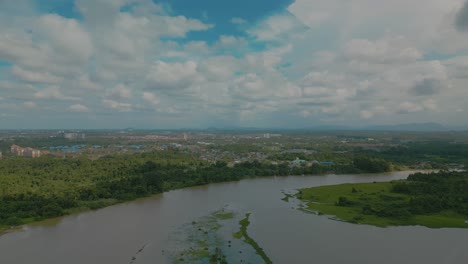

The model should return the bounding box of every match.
[296,179,468,228]
[0,170,432,236]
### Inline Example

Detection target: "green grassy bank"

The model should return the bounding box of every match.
[297,179,468,228]
[233,213,272,264]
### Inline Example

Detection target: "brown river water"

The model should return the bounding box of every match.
[0,171,466,264]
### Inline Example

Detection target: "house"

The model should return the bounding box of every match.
[290,157,307,167]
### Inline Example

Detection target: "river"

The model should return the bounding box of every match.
[0,171,466,263]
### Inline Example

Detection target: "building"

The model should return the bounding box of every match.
[11,145,42,158]
[11,145,24,156]
[24,148,41,158]
[64,132,86,140]
[290,157,307,167]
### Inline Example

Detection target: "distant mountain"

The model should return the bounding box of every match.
[195,123,468,132]
[204,125,352,131]
[366,122,447,131]
[453,125,468,131]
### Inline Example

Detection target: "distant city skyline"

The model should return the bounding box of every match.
[1,0,468,129]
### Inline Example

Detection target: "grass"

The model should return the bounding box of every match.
[213,212,235,220]
[233,213,273,264]
[297,181,468,228]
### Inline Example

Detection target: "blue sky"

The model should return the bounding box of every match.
[1,0,468,129]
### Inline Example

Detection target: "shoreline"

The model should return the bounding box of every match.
[295,179,468,229]
[0,169,436,236]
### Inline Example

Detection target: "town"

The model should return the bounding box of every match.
[1,129,467,170]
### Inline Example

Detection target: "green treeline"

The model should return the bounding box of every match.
[352,156,392,173]
[389,171,468,216]
[0,153,287,228]
[298,171,468,228]
[0,151,392,229]
[338,171,468,223]
[366,142,468,167]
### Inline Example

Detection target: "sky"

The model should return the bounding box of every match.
[1,0,468,129]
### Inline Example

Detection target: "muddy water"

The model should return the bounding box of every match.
[0,171,466,264]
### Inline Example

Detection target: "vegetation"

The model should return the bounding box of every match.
[0,147,399,232]
[364,141,468,168]
[171,209,232,264]
[233,213,272,264]
[0,152,273,230]
[296,171,468,228]
[1,131,467,232]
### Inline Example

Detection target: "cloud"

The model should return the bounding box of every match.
[199,55,238,81]
[1,0,468,128]
[69,104,90,112]
[108,84,132,99]
[12,66,62,84]
[455,1,468,31]
[247,12,308,42]
[146,61,201,90]
[397,101,424,114]
[287,0,332,27]
[23,101,36,109]
[410,78,442,96]
[360,110,374,119]
[76,75,101,90]
[142,92,160,105]
[36,14,93,63]
[397,99,439,114]
[34,87,80,101]
[102,99,132,112]
[422,99,438,111]
[343,37,423,64]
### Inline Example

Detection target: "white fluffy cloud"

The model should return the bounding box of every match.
[247,12,308,42]
[102,99,133,112]
[70,104,90,112]
[146,61,201,90]
[1,0,468,128]
[12,66,62,84]
[34,87,80,101]
[142,92,160,106]
[344,37,423,64]
[36,14,93,62]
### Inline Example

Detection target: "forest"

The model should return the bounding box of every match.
[389,171,468,216]
[3,136,468,230]
[341,171,468,221]
[0,150,395,229]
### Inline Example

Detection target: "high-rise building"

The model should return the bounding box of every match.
[64,132,86,140]
[11,145,42,158]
